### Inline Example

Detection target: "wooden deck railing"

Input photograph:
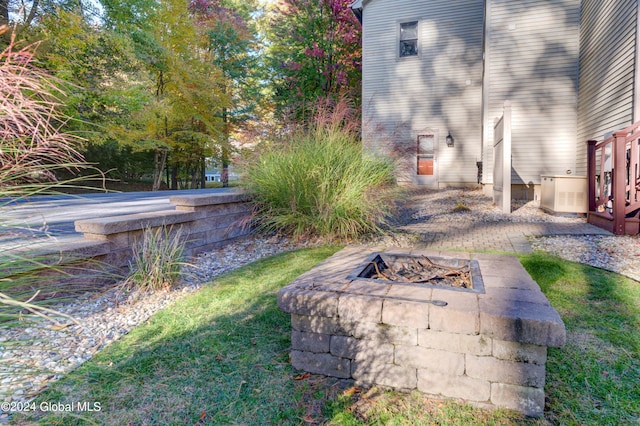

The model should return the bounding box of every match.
[587,121,640,235]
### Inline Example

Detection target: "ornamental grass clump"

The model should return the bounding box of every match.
[243,104,397,241]
[125,226,187,291]
[0,29,101,326]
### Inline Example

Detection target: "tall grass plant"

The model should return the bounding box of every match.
[0,29,106,326]
[125,226,187,292]
[243,100,397,241]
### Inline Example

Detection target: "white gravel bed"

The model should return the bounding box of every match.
[529,235,640,280]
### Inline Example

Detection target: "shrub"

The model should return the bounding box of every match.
[125,226,187,291]
[242,107,397,241]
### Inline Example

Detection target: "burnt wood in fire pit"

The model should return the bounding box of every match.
[347,252,485,293]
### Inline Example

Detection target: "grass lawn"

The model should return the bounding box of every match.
[12,249,640,425]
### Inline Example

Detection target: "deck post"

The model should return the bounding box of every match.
[587,140,597,212]
[613,131,628,234]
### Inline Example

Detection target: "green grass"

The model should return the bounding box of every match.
[520,252,640,425]
[14,246,341,425]
[12,250,640,425]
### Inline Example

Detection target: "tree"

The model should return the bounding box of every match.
[100,0,226,190]
[28,6,159,185]
[190,0,262,187]
[0,0,102,41]
[266,0,361,123]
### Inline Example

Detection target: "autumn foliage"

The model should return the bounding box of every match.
[267,0,362,122]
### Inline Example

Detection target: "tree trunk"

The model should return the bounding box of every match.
[0,0,8,27]
[190,166,197,189]
[152,149,167,191]
[23,0,39,29]
[221,106,230,188]
[200,156,206,189]
[221,150,229,188]
[171,165,178,190]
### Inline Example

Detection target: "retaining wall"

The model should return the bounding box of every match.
[75,191,252,265]
[3,192,252,295]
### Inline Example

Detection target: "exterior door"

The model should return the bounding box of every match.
[416,134,437,186]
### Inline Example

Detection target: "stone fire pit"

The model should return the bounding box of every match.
[277,247,566,417]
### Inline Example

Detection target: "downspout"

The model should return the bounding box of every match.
[482,0,492,190]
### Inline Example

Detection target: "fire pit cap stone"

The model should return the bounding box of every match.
[479,298,566,347]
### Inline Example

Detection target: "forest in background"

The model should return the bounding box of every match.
[0,0,361,189]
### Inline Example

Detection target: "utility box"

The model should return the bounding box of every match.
[540,175,587,214]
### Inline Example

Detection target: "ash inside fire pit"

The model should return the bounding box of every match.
[348,253,485,293]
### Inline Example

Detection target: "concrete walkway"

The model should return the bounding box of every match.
[391,189,612,254]
[402,220,611,253]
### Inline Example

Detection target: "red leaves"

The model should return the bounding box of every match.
[293,372,310,381]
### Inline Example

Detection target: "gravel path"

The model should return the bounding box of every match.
[1,188,639,422]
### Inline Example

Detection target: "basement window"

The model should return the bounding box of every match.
[399,21,418,57]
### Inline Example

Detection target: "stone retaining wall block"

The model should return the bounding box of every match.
[338,294,383,323]
[349,322,417,345]
[277,289,339,317]
[479,299,566,347]
[382,299,429,328]
[351,360,417,389]
[330,335,394,363]
[417,370,491,402]
[466,355,546,388]
[492,340,547,365]
[418,329,492,356]
[429,290,480,334]
[291,331,330,353]
[290,351,350,378]
[291,314,342,335]
[395,346,465,376]
[490,383,545,417]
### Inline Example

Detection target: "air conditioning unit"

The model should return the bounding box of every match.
[540,175,587,214]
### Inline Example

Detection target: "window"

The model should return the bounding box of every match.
[417,134,434,175]
[400,21,418,57]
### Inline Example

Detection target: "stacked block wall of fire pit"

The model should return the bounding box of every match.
[277,247,566,417]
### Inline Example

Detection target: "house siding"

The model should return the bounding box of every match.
[361,0,485,186]
[483,0,581,189]
[576,0,637,176]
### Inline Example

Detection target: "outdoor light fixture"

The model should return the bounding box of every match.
[446,132,454,147]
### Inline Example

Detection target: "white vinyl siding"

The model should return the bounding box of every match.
[576,0,637,176]
[483,0,581,186]
[361,0,484,185]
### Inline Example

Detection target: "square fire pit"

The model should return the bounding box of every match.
[278,247,566,417]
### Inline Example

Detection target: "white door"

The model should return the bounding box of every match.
[416,134,438,186]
